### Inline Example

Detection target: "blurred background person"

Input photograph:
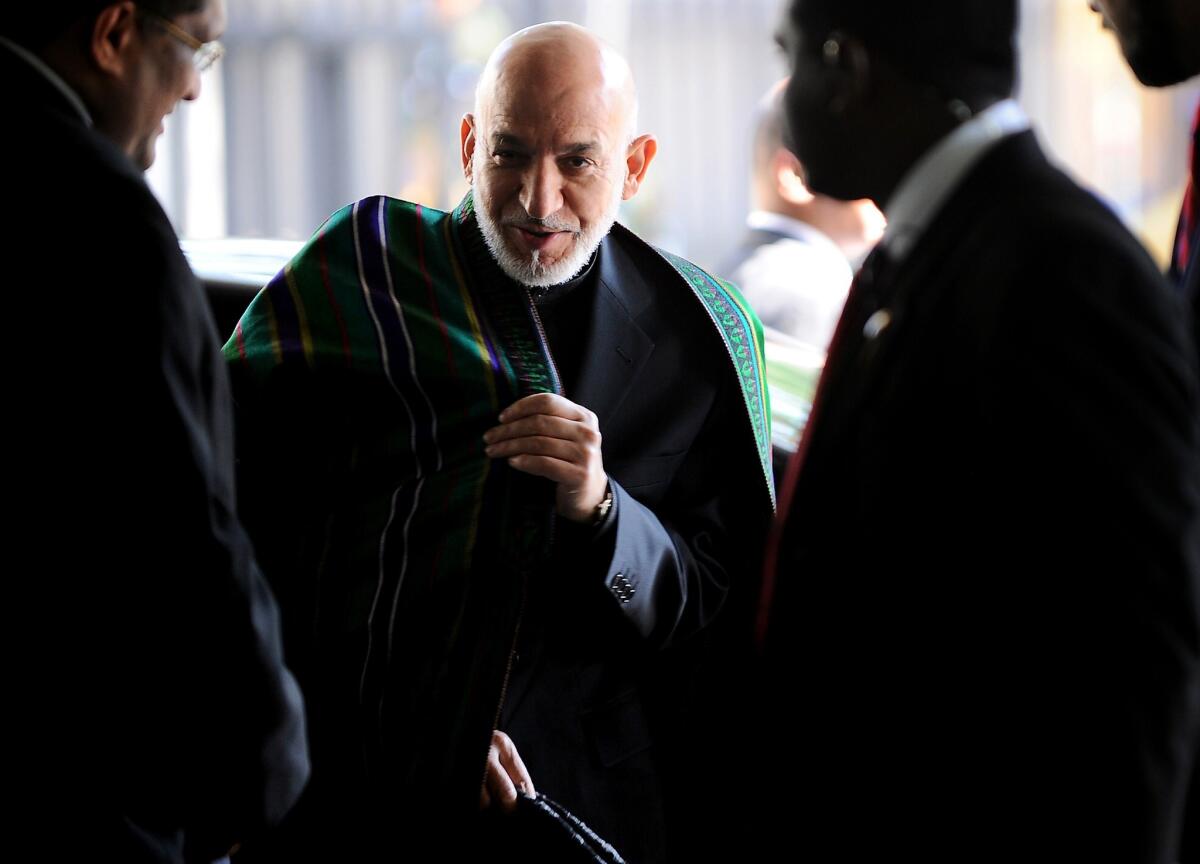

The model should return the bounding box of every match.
[721,78,885,350]
[1090,4,1200,856]
[1090,0,1199,353]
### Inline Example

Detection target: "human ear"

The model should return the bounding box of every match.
[460,114,477,182]
[622,133,657,200]
[90,1,140,78]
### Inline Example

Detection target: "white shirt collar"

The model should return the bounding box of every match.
[0,35,93,127]
[882,99,1029,263]
[745,210,843,256]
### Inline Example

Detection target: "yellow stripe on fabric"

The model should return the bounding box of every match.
[264,291,284,366]
[722,278,771,418]
[443,218,498,412]
[284,262,316,368]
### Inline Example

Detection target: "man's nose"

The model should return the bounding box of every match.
[182,65,202,102]
[520,159,564,219]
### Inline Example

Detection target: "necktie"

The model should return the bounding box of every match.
[755,245,891,649]
[1170,99,1200,286]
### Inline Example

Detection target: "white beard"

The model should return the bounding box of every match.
[473,158,624,288]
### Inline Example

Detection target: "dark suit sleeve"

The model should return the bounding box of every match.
[124,208,310,857]
[583,374,770,650]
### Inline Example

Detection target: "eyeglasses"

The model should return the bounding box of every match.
[137,7,225,73]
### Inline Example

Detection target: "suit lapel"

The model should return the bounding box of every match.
[569,234,655,430]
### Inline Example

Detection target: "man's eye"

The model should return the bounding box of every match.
[565,157,592,170]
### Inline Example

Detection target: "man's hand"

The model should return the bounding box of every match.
[483,393,608,523]
[480,730,536,812]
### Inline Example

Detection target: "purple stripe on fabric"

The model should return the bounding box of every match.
[265,272,304,362]
[353,199,441,475]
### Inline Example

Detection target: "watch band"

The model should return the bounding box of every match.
[592,484,614,526]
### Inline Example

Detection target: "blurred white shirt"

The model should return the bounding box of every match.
[732,210,854,352]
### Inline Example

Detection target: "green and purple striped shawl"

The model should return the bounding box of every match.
[223,192,772,817]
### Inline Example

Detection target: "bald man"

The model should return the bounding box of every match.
[721,79,884,349]
[225,22,773,862]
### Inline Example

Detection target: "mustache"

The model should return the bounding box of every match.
[500,210,581,233]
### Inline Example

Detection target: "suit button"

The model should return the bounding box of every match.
[611,573,635,604]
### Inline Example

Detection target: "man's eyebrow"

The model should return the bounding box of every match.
[490,133,527,149]
[487,135,601,155]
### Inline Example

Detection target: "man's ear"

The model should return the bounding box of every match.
[622,133,657,200]
[460,113,477,182]
[90,1,140,78]
[774,148,814,205]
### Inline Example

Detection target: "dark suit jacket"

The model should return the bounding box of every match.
[762,131,1200,862]
[1173,189,1200,372]
[1171,118,1200,863]
[498,224,772,863]
[2,40,309,862]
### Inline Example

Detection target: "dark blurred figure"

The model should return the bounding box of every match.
[722,79,884,350]
[2,3,308,861]
[1091,2,1200,854]
[755,0,1200,861]
[1091,0,1200,357]
[1088,0,1199,87]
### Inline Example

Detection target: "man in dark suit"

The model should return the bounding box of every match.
[2,3,309,860]
[756,1,1200,860]
[225,21,773,863]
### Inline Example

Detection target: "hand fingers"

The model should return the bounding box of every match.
[486,434,589,465]
[484,742,519,812]
[503,454,593,486]
[496,732,536,799]
[484,413,600,447]
[499,393,595,425]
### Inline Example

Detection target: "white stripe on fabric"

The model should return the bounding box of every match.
[378,199,444,473]
[354,197,423,708]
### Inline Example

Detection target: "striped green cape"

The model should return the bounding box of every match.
[224,192,772,819]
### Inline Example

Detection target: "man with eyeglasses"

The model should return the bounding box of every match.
[1,3,309,862]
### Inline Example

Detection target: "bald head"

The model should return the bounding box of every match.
[474,22,638,147]
[461,23,657,288]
